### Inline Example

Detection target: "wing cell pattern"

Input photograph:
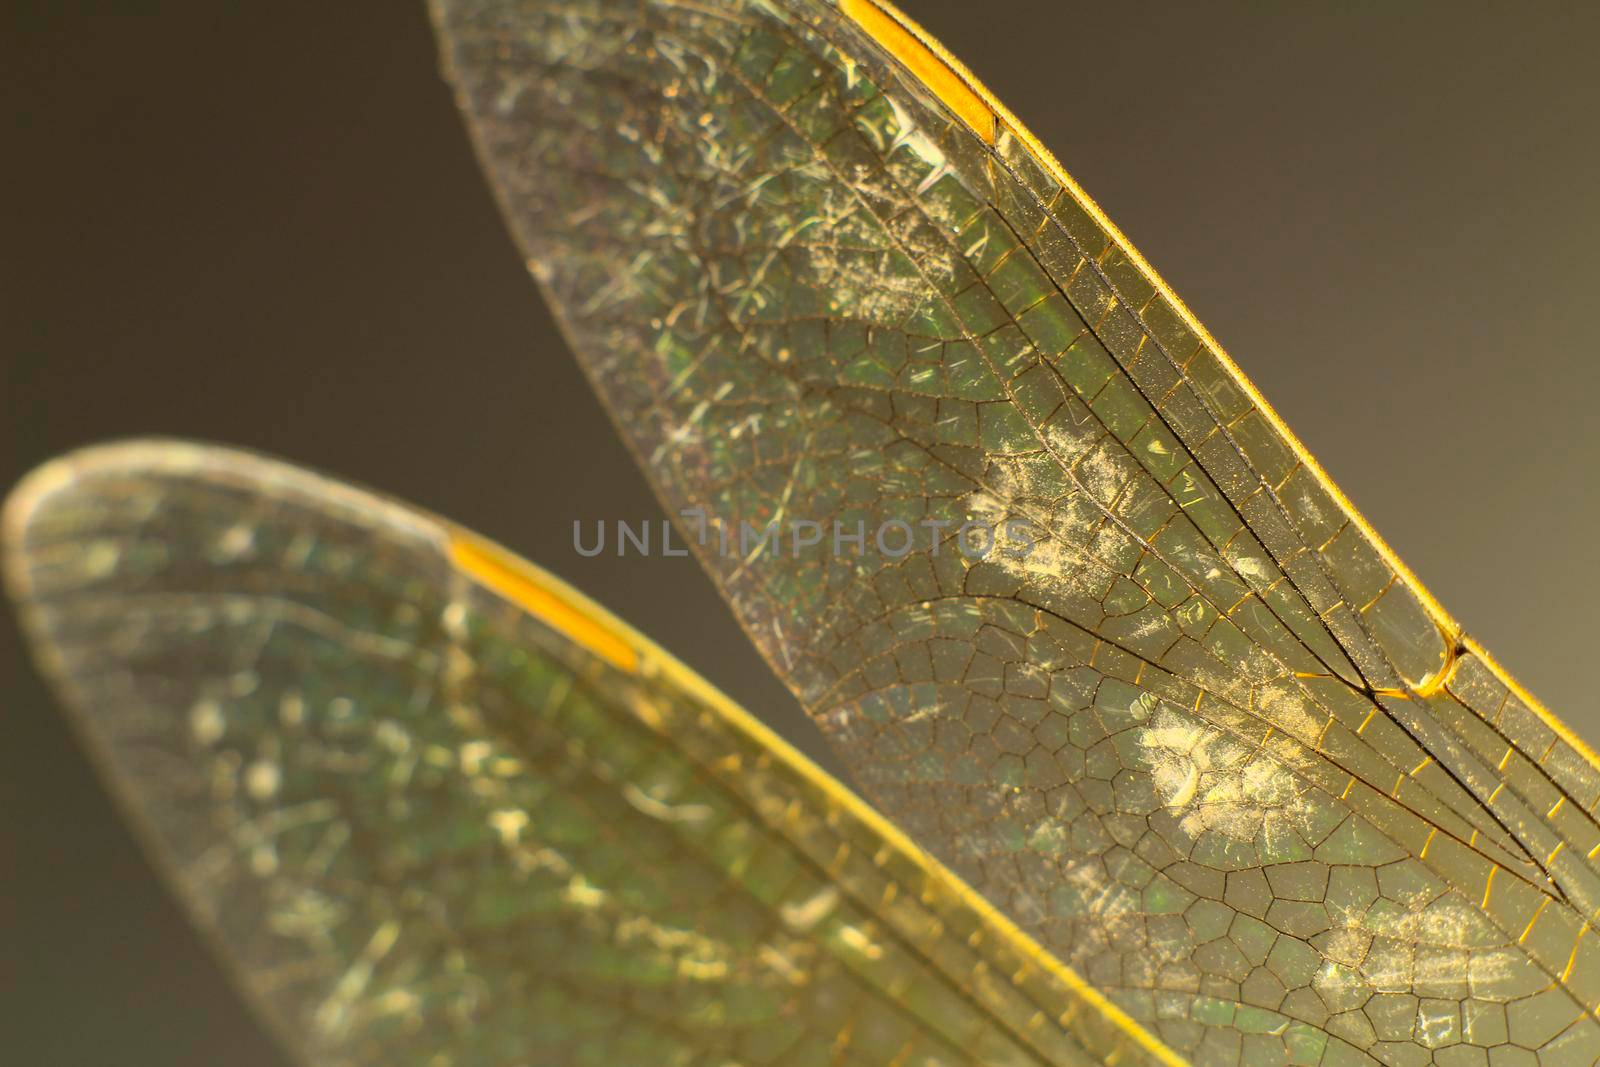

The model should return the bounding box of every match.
[5,441,1173,1067]
[434,1,1600,1062]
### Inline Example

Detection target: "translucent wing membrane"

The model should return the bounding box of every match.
[4,441,1177,1067]
[432,0,1600,1061]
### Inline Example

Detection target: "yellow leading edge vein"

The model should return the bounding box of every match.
[839,0,1600,777]
[447,528,1188,1066]
[450,532,639,672]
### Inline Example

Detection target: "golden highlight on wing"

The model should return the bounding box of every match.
[4,440,1180,1067]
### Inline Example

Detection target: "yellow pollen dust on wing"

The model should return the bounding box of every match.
[448,531,639,672]
[839,0,996,143]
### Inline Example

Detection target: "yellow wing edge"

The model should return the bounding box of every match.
[834,0,1597,777]
[446,529,1190,1067]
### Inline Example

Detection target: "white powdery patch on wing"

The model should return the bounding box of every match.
[1254,678,1327,748]
[1317,889,1520,1001]
[963,460,1099,597]
[1040,852,1197,993]
[1059,853,1143,923]
[1138,706,1312,848]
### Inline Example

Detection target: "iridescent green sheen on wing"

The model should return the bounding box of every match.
[5,441,1173,1067]
[433,1,1600,1062]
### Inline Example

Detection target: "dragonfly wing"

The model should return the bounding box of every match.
[5,439,1178,1067]
[433,0,1600,1061]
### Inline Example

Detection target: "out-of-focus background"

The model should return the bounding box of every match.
[5,2,1598,1062]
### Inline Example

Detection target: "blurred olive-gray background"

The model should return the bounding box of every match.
[5,2,1598,1062]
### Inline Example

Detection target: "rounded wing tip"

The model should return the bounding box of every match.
[3,437,213,599]
[5,438,451,611]
[5,437,197,516]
